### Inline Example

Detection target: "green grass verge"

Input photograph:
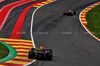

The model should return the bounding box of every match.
[86,5,100,38]
[0,43,9,59]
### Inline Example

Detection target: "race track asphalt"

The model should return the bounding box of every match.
[1,0,100,66]
[0,0,19,9]
[0,0,38,38]
[28,0,100,66]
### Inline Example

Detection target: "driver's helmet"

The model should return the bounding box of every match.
[40,45,43,50]
[68,10,71,12]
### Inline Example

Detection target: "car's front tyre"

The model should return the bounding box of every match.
[28,51,34,59]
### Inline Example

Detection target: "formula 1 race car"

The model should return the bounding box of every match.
[63,10,76,16]
[28,46,53,60]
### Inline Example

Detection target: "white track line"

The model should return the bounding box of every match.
[79,2,100,41]
[24,0,57,66]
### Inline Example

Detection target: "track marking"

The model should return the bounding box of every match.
[0,0,36,31]
[26,0,57,66]
[0,38,33,66]
[10,0,43,39]
[0,0,56,66]
[79,2,100,41]
[0,38,32,42]
[0,0,5,3]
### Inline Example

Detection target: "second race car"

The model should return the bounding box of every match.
[63,10,76,16]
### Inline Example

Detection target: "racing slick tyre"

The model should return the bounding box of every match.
[28,51,34,59]
[73,11,76,14]
[46,52,52,60]
[63,12,66,15]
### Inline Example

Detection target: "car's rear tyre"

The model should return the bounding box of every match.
[73,11,76,14]
[31,48,35,51]
[63,12,67,15]
[28,51,34,59]
[46,52,52,60]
